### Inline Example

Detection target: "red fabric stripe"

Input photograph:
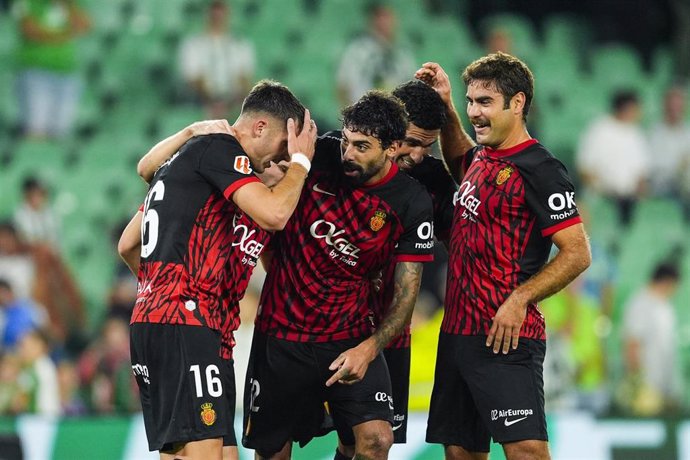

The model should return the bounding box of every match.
[484,138,538,157]
[395,254,434,263]
[138,203,144,212]
[362,161,399,189]
[223,176,261,201]
[541,216,582,237]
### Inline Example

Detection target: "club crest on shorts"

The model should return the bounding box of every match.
[234,155,252,175]
[496,166,513,185]
[200,402,217,426]
[369,210,387,231]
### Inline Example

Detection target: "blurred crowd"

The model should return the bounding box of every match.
[0,0,689,419]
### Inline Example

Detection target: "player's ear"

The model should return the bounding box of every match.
[252,119,268,138]
[385,140,401,159]
[511,92,526,116]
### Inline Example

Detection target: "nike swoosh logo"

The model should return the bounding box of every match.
[392,423,403,431]
[504,416,528,426]
[313,183,336,196]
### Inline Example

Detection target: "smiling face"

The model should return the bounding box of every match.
[392,123,440,170]
[466,80,523,149]
[340,128,395,186]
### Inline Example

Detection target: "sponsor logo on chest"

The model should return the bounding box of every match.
[232,220,264,266]
[453,180,482,220]
[310,219,361,266]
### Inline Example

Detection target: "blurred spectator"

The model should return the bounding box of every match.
[336,2,416,106]
[619,262,682,415]
[576,90,650,226]
[15,328,60,416]
[56,359,87,416]
[13,0,90,139]
[648,85,690,220]
[77,316,138,414]
[178,0,256,119]
[13,176,60,249]
[0,221,84,346]
[0,278,47,351]
[0,353,22,414]
[484,25,513,54]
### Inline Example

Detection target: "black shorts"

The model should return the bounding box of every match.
[223,359,237,447]
[426,334,547,452]
[130,323,231,451]
[242,330,393,457]
[338,346,410,445]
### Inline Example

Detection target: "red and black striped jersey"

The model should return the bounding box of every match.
[131,134,262,341]
[255,132,435,343]
[443,139,582,340]
[374,155,457,349]
[219,211,270,359]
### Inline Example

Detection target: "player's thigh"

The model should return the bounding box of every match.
[464,337,548,446]
[502,439,551,460]
[242,331,323,457]
[325,346,393,440]
[426,333,490,453]
[382,346,410,443]
[131,323,231,451]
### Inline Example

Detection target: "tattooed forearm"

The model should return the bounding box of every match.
[372,262,423,352]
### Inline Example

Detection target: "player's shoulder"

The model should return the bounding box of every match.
[385,168,433,212]
[511,142,568,173]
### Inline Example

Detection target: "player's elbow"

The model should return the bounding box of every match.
[136,159,153,183]
[117,234,138,260]
[257,211,290,232]
[575,243,592,275]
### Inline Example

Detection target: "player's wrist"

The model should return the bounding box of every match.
[290,152,311,172]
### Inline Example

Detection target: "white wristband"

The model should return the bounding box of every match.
[290,153,311,172]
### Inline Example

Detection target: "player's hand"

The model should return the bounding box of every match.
[187,119,233,137]
[486,293,527,354]
[325,339,377,387]
[415,62,452,106]
[288,108,317,161]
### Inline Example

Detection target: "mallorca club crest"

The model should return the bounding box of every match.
[369,210,387,232]
[200,402,217,426]
[495,166,513,185]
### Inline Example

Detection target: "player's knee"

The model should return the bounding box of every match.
[503,440,550,460]
[355,427,393,458]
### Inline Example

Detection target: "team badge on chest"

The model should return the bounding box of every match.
[496,166,513,185]
[369,210,387,231]
[200,402,217,426]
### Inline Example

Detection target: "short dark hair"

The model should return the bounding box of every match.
[393,80,447,130]
[463,52,534,121]
[611,89,639,113]
[341,90,408,150]
[651,262,680,283]
[240,79,306,127]
[22,175,45,194]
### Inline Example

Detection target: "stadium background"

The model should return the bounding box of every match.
[0,0,689,458]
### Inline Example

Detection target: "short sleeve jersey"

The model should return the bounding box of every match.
[374,155,457,349]
[444,139,582,340]
[255,132,435,342]
[131,134,261,339]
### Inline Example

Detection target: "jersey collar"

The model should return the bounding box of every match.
[484,138,538,157]
[361,161,398,189]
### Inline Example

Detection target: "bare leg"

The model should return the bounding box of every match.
[445,445,488,460]
[502,440,551,460]
[352,420,393,460]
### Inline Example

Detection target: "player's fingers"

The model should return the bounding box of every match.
[286,117,296,139]
[502,328,512,354]
[492,325,505,354]
[328,354,346,371]
[511,328,520,350]
[486,321,498,347]
[326,366,349,387]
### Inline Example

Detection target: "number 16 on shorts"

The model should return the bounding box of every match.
[190,364,223,397]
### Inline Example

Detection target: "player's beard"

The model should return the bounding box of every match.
[342,160,379,186]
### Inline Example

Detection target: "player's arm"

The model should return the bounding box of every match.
[231,113,317,231]
[137,119,233,183]
[117,210,143,276]
[415,62,475,181]
[326,261,423,386]
[487,223,592,354]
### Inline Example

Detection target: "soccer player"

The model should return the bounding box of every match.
[242,91,435,460]
[124,80,317,460]
[419,54,592,460]
[332,78,458,459]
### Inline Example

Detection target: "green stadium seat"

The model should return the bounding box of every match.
[588,43,647,93]
[479,13,539,63]
[542,14,593,55]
